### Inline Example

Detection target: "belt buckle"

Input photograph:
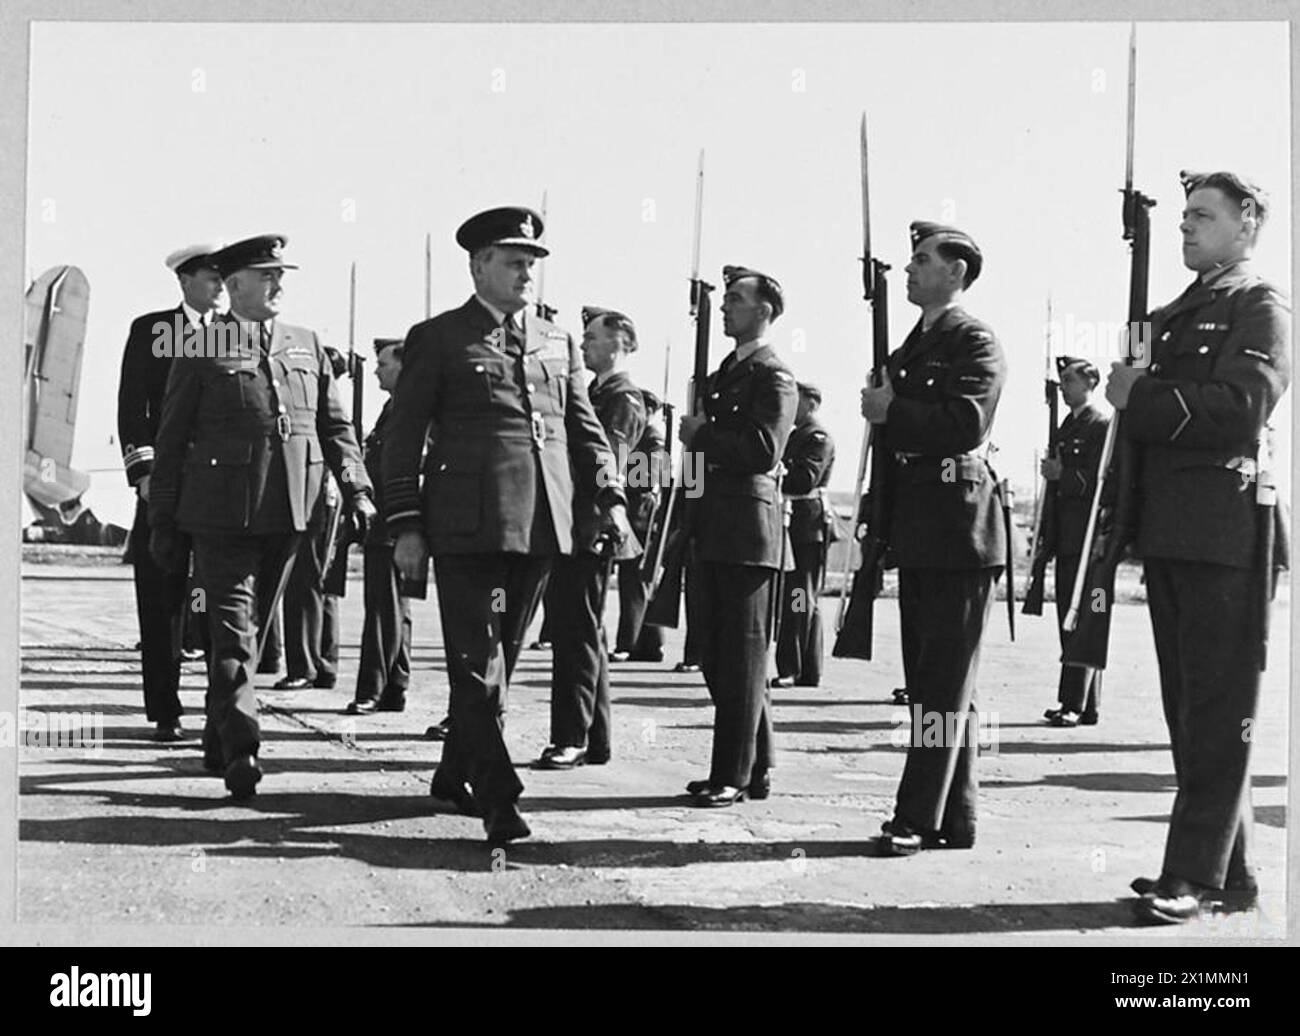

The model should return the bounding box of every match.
[530,411,546,449]
[276,414,292,442]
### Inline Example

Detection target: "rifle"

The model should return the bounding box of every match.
[1000,478,1016,640]
[1254,428,1284,670]
[1062,24,1153,670]
[535,189,557,322]
[638,341,674,585]
[424,231,432,320]
[323,261,365,597]
[1022,297,1059,616]
[644,150,711,628]
[832,113,891,661]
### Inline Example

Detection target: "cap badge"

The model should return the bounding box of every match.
[520,216,535,239]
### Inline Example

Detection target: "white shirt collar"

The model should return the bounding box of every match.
[475,294,524,330]
[732,335,770,364]
[181,301,209,328]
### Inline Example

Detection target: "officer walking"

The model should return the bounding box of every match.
[612,389,669,663]
[117,242,224,742]
[385,207,627,844]
[346,338,414,715]
[680,265,797,807]
[537,307,646,768]
[1114,172,1290,924]
[860,222,1006,855]
[1037,357,1108,727]
[773,382,837,688]
[149,234,375,800]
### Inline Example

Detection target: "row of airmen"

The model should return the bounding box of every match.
[117,169,1288,926]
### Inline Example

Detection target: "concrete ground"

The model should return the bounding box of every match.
[17,563,1290,937]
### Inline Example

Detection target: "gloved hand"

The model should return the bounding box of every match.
[149,522,188,574]
[594,502,632,556]
[351,495,378,541]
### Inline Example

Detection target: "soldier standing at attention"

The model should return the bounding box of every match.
[680,265,797,807]
[537,307,646,769]
[611,388,669,663]
[117,242,224,742]
[385,207,627,845]
[149,234,375,800]
[1117,172,1290,924]
[773,381,837,689]
[346,338,414,715]
[1038,357,1108,728]
[860,222,1006,856]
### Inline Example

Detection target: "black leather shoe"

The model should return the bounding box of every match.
[878,819,924,856]
[484,802,531,845]
[891,687,910,706]
[608,650,631,663]
[769,675,796,689]
[153,721,186,743]
[673,661,702,673]
[527,640,551,652]
[180,648,205,662]
[691,785,747,808]
[748,771,771,800]
[1134,876,1210,925]
[1130,875,1158,896]
[376,694,406,713]
[429,775,480,817]
[313,674,337,689]
[224,755,262,800]
[537,745,587,770]
[1047,710,1081,727]
[425,716,452,741]
[685,777,711,796]
[345,699,378,715]
[273,676,312,691]
[1043,707,1063,721]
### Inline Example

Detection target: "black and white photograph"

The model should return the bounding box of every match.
[4,3,1294,956]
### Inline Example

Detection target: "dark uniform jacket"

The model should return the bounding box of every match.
[690,343,798,568]
[117,304,192,487]
[577,369,647,557]
[883,305,1007,570]
[381,296,622,556]
[149,314,371,535]
[1050,404,1110,558]
[1126,261,1291,569]
[626,420,668,543]
[781,417,835,545]
[362,398,396,547]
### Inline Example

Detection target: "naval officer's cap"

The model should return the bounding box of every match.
[456,207,549,257]
[164,242,224,277]
[722,265,785,319]
[212,234,298,277]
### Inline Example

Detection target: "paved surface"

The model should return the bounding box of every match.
[17,565,1290,936]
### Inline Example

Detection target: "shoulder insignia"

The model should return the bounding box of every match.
[285,346,315,358]
[812,431,827,441]
[772,369,795,384]
[967,328,993,343]
[1242,348,1273,363]
[1196,322,1230,332]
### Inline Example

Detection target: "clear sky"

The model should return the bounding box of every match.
[25,19,1291,529]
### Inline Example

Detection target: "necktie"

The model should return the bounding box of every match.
[501,316,524,356]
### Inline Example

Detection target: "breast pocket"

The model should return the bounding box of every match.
[1168,332,1223,380]
[286,364,319,409]
[455,357,511,405]
[540,358,568,410]
[215,367,261,410]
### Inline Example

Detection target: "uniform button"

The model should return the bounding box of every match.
[278,405,287,414]
[475,364,485,373]
[438,463,447,472]
[1198,345,1209,354]
[528,383,536,393]
[210,458,217,466]
[925,378,934,386]
[1151,363,1161,374]
[711,392,719,399]
[898,370,907,379]
[272,379,280,388]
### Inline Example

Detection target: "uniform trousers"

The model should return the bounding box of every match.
[432,553,550,810]
[1144,558,1260,889]
[192,532,301,766]
[893,566,999,841]
[775,539,826,686]
[129,498,189,722]
[549,551,614,754]
[1054,553,1102,715]
[614,559,665,658]
[355,543,412,704]
[282,523,339,683]
[695,561,777,788]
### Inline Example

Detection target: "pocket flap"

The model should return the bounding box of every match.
[193,440,253,466]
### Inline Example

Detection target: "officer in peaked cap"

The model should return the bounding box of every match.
[1113,171,1290,924]
[149,233,375,801]
[384,205,627,845]
[679,263,797,807]
[773,381,837,689]
[860,220,1007,856]
[117,241,225,742]
[1037,356,1109,729]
